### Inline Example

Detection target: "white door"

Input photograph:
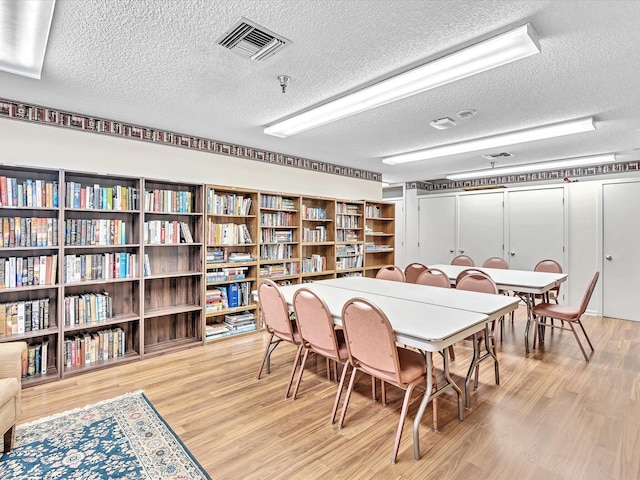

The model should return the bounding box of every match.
[389,199,405,268]
[507,188,565,272]
[602,182,640,321]
[418,195,456,264]
[458,192,504,266]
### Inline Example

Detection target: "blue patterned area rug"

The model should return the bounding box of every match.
[0,391,211,479]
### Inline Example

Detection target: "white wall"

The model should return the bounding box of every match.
[0,118,381,200]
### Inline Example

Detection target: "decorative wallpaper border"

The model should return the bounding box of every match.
[406,161,640,191]
[0,97,382,182]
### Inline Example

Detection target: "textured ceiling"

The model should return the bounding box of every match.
[2,0,640,184]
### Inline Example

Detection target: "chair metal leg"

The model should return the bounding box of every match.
[257,333,279,379]
[285,344,304,399]
[330,363,350,425]
[291,348,310,400]
[576,319,595,351]
[567,321,591,362]
[381,380,387,406]
[391,382,417,465]
[338,366,359,428]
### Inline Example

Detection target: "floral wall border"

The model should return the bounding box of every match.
[406,161,640,191]
[0,97,382,182]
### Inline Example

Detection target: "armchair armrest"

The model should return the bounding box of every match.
[0,342,27,417]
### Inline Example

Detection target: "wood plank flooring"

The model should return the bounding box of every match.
[17,307,640,479]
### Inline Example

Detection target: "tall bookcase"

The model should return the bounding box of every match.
[0,165,61,386]
[141,179,204,356]
[62,170,142,376]
[335,200,365,278]
[204,185,258,341]
[364,201,396,277]
[300,196,335,281]
[258,192,300,285]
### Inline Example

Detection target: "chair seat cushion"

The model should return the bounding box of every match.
[533,303,580,320]
[0,377,19,407]
[397,348,427,384]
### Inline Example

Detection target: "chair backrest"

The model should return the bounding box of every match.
[451,255,475,266]
[534,259,562,274]
[404,263,428,284]
[257,279,296,342]
[293,288,340,359]
[375,265,406,282]
[482,257,509,269]
[578,272,600,315]
[415,268,451,288]
[456,269,499,294]
[341,298,401,384]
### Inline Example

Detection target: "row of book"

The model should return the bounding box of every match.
[336,230,360,242]
[0,298,51,336]
[207,192,252,216]
[205,312,256,339]
[144,189,193,213]
[364,243,394,253]
[65,182,137,211]
[336,203,361,215]
[260,229,293,243]
[205,281,252,311]
[63,252,137,283]
[207,222,252,245]
[302,255,327,273]
[260,212,295,226]
[64,327,126,368]
[301,205,327,220]
[1,216,58,248]
[144,220,194,244]
[64,218,128,246]
[259,263,299,278]
[0,255,58,289]
[336,215,360,228]
[22,341,49,377]
[64,292,113,327]
[302,226,328,243]
[259,195,296,210]
[336,255,363,270]
[206,266,248,282]
[260,243,294,261]
[336,244,364,256]
[365,205,386,218]
[0,177,59,208]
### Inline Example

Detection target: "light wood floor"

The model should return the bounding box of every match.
[18,307,640,480]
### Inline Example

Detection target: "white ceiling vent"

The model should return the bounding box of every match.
[482,152,513,160]
[217,18,290,62]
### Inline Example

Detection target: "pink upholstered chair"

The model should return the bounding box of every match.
[338,297,427,464]
[291,288,349,423]
[482,257,509,269]
[256,279,304,398]
[375,265,405,282]
[533,272,599,362]
[404,263,428,284]
[456,269,501,407]
[534,259,563,304]
[415,267,451,289]
[451,254,475,266]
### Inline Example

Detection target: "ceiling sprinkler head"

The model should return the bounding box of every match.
[278,75,290,93]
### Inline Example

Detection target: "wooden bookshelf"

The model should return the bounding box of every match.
[141,178,204,357]
[61,170,142,376]
[335,200,365,278]
[204,185,258,342]
[258,192,301,286]
[300,196,335,281]
[364,200,396,277]
[0,165,61,386]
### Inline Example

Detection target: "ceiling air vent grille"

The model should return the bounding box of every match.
[482,152,513,160]
[217,18,290,62]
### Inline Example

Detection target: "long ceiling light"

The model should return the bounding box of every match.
[0,0,56,79]
[382,117,596,165]
[264,23,540,138]
[445,153,617,180]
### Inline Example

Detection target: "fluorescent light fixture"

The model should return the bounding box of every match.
[264,23,540,138]
[0,0,56,79]
[383,117,596,165]
[445,153,617,180]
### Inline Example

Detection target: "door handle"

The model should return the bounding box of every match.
[510,251,516,256]
[449,249,454,253]
[458,249,464,253]
[605,255,612,260]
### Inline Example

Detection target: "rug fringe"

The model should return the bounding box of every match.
[19,390,145,428]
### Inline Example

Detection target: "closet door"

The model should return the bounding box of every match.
[418,195,456,264]
[507,187,565,272]
[602,182,640,321]
[457,192,504,266]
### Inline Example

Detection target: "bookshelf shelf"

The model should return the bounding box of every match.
[364,201,396,278]
[21,367,59,387]
[62,350,141,376]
